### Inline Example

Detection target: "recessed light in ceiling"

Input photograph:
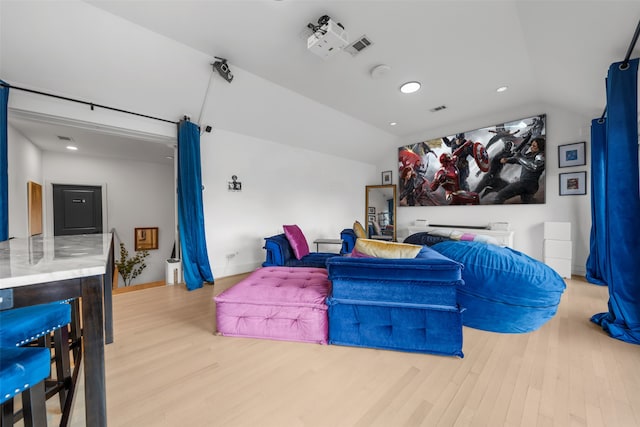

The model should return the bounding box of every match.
[496,86,508,93]
[400,81,421,94]
[66,145,78,151]
[389,122,397,126]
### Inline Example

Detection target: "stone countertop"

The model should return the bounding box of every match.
[0,233,112,288]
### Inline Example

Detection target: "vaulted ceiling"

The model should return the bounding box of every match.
[86,0,640,135]
[3,1,639,164]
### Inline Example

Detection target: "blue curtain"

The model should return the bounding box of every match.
[177,120,214,290]
[585,118,606,285]
[590,58,640,344]
[0,81,9,242]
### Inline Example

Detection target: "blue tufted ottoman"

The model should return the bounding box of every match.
[326,247,465,357]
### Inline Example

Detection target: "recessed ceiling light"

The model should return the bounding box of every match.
[66,145,78,151]
[389,122,397,126]
[496,86,508,93]
[400,81,421,94]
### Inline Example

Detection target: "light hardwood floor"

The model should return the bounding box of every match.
[53,275,639,426]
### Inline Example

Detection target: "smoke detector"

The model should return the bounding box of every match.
[370,64,391,79]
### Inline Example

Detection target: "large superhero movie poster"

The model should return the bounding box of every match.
[398,114,546,206]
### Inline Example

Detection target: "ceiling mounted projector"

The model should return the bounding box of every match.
[307,15,348,59]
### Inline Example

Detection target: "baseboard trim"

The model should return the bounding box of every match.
[113,280,165,294]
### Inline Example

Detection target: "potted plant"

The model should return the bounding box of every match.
[115,243,149,287]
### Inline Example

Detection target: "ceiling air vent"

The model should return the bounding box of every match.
[430,105,447,112]
[57,135,73,141]
[344,35,373,56]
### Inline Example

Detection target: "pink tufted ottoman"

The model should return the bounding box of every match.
[214,267,331,344]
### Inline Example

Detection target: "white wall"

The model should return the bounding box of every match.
[380,103,592,275]
[41,151,175,286]
[201,128,375,277]
[7,124,42,238]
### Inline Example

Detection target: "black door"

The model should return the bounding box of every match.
[53,184,103,236]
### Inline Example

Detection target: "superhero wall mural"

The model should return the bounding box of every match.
[398,114,546,206]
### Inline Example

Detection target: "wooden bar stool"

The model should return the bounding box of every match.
[0,346,51,427]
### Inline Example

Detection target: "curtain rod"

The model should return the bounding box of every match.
[599,18,640,121]
[0,81,179,125]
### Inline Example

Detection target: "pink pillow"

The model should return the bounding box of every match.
[283,225,310,260]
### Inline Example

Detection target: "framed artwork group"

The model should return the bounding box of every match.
[557,142,587,196]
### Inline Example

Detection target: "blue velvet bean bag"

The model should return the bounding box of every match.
[431,241,566,333]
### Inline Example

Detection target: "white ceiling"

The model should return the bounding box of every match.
[9,111,176,165]
[86,0,639,133]
[4,1,640,163]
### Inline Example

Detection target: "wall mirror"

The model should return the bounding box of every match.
[365,184,397,242]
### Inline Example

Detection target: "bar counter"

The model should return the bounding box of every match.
[0,233,114,427]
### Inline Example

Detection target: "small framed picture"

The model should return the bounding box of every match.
[368,215,376,224]
[559,171,587,196]
[368,207,376,214]
[134,227,158,251]
[381,170,392,185]
[558,142,586,168]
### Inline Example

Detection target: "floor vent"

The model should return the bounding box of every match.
[344,35,373,56]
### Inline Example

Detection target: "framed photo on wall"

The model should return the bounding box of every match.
[558,142,586,168]
[135,227,158,251]
[559,171,587,196]
[368,207,376,214]
[381,170,392,185]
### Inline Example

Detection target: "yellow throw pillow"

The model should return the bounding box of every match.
[353,221,367,239]
[355,238,422,259]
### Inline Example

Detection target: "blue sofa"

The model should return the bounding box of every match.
[262,233,338,268]
[326,246,465,357]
